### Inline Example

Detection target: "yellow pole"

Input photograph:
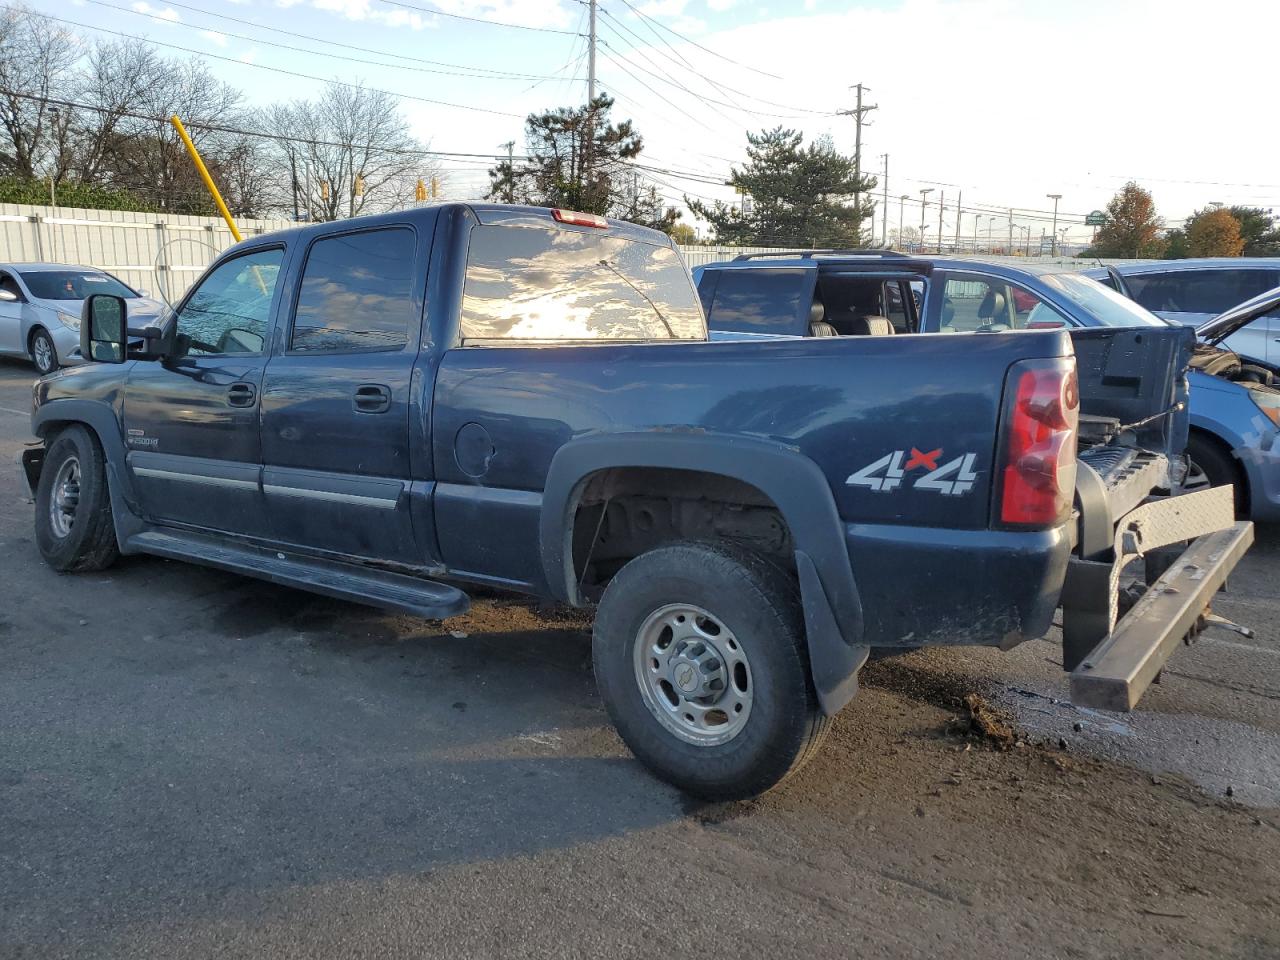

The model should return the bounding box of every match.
[169,114,242,243]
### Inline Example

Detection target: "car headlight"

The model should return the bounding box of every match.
[1247,385,1280,427]
[56,310,80,331]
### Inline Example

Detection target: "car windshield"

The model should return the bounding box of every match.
[20,270,136,300]
[1038,273,1166,327]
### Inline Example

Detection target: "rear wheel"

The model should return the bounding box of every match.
[592,541,829,800]
[34,425,120,572]
[1185,433,1246,515]
[30,328,58,375]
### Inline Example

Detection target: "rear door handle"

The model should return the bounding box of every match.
[353,383,391,414]
[226,382,257,407]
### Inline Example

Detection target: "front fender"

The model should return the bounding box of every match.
[540,430,868,713]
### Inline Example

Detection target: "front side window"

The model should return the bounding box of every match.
[21,270,136,300]
[938,275,1069,332]
[461,224,704,341]
[291,227,417,352]
[178,248,283,356]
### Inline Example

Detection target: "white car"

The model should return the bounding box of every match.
[0,263,169,375]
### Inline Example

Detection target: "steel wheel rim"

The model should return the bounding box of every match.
[632,603,753,746]
[49,455,80,539]
[1184,458,1211,492]
[33,335,53,373]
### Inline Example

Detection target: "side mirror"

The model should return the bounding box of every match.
[0,288,17,303]
[80,294,128,363]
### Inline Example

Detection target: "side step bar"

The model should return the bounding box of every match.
[1070,520,1254,711]
[127,529,470,621]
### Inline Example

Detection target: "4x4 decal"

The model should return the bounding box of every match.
[847,447,979,496]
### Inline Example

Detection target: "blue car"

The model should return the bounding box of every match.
[694,252,1280,521]
[1084,258,1280,365]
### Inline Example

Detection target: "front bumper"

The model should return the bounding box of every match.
[1064,485,1254,711]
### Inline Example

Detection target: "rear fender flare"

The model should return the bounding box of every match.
[540,431,868,714]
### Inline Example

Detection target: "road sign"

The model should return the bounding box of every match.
[1085,210,1108,226]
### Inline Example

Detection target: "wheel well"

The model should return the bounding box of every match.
[568,467,794,600]
[28,325,49,351]
[1188,426,1249,514]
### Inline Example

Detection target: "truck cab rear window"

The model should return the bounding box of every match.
[460,224,704,342]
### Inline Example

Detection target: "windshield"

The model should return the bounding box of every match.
[20,270,137,301]
[1038,273,1166,327]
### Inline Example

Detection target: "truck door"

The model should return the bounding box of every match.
[122,246,285,536]
[259,220,432,564]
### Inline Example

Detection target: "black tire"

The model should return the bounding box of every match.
[1187,433,1246,515]
[34,425,120,573]
[593,541,830,801]
[29,327,58,375]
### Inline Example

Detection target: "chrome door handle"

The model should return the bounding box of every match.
[226,382,256,407]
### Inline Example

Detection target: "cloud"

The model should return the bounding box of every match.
[200,29,229,46]
[291,0,574,31]
[238,48,259,63]
[706,0,737,10]
[131,1,181,22]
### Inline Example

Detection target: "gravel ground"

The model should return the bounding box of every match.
[1,359,1276,959]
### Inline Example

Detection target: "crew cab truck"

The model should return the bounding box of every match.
[23,208,1253,802]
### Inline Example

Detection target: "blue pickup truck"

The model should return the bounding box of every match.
[22,207,1253,800]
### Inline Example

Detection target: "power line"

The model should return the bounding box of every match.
[0,89,524,162]
[595,3,829,117]
[82,0,565,79]
[612,0,782,80]
[26,9,523,118]
[372,0,583,35]
[79,0,566,83]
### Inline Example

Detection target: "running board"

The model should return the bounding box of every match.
[127,529,470,621]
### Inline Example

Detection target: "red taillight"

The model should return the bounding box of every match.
[552,208,608,228]
[998,361,1079,528]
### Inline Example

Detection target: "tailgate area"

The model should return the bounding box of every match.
[1062,485,1254,711]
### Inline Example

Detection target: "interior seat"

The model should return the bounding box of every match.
[809,300,838,337]
[978,289,1008,325]
[849,315,894,336]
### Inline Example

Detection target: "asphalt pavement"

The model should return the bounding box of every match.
[1,358,1276,960]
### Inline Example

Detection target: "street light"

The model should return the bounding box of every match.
[1046,193,1062,256]
[898,194,909,250]
[918,188,933,250]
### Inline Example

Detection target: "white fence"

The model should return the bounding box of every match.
[1,203,1102,303]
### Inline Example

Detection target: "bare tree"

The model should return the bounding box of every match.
[269,82,438,222]
[72,39,165,184]
[0,6,78,179]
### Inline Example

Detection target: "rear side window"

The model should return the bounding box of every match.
[460,223,703,341]
[1126,269,1279,315]
[291,227,417,352]
[707,268,811,334]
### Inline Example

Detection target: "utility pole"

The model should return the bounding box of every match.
[918,187,932,248]
[898,194,907,250]
[1007,208,1013,255]
[880,153,888,248]
[954,191,962,249]
[1046,193,1062,256]
[588,0,597,101]
[500,140,515,202]
[838,83,877,241]
[936,190,944,254]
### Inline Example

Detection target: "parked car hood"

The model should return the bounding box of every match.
[1197,285,1280,344]
[36,294,170,329]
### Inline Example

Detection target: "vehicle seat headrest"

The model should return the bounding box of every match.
[849,315,894,336]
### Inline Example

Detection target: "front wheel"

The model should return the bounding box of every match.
[34,425,120,572]
[30,328,58,375]
[1185,434,1246,515]
[592,541,829,801]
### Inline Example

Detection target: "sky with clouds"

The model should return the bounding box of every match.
[52,0,1280,242]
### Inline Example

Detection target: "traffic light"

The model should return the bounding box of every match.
[354,174,364,197]
[430,176,439,199]
[415,179,427,202]
[320,180,330,201]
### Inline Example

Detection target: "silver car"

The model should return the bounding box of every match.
[0,263,168,375]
